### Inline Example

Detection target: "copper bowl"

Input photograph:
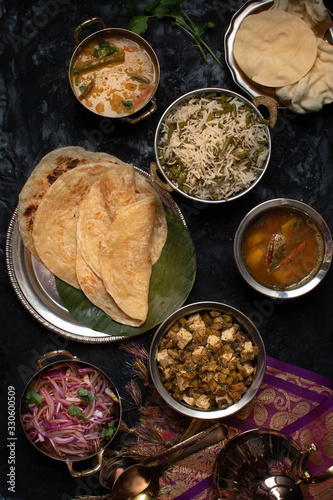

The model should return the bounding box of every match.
[69,17,160,124]
[20,350,121,477]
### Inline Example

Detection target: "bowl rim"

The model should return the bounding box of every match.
[233,198,333,299]
[149,300,266,419]
[153,87,272,204]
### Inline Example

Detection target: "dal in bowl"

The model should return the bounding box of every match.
[234,199,333,298]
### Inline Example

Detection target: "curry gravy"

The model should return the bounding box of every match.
[242,209,324,290]
[71,34,158,117]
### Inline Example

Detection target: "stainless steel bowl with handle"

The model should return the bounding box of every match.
[20,350,121,477]
[149,301,266,419]
[233,198,333,299]
[151,87,277,203]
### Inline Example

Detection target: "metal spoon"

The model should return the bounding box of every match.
[100,419,210,489]
[112,422,227,499]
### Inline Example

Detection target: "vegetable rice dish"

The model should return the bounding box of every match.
[157,92,270,201]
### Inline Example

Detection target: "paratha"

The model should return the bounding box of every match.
[17,146,125,257]
[76,250,143,327]
[77,167,167,283]
[32,162,116,288]
[233,9,318,87]
[100,196,157,322]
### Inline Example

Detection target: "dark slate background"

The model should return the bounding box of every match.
[0,0,332,499]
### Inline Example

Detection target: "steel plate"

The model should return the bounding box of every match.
[224,0,333,105]
[6,168,186,344]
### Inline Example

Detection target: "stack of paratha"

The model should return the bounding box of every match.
[17,147,167,326]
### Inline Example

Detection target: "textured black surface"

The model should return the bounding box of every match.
[0,0,332,499]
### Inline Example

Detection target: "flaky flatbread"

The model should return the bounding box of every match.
[17,146,126,257]
[76,250,143,327]
[100,196,157,322]
[77,166,137,280]
[32,162,116,288]
[233,10,318,87]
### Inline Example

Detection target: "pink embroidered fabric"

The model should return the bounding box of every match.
[153,356,333,500]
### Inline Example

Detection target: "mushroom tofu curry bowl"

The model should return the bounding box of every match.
[149,301,266,419]
[234,199,333,299]
[69,20,159,122]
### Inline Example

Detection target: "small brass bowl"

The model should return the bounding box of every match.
[69,18,160,124]
[234,198,333,299]
[20,350,121,477]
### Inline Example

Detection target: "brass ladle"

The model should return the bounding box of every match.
[111,422,227,499]
[100,418,206,490]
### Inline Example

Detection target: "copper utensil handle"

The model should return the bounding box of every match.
[141,421,227,465]
[149,161,174,192]
[300,465,333,485]
[67,450,105,478]
[37,349,78,369]
[252,96,278,128]
[122,98,158,125]
[74,17,107,46]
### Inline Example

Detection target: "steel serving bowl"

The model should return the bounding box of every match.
[149,301,266,420]
[69,18,160,124]
[234,198,333,299]
[19,350,121,477]
[151,87,277,204]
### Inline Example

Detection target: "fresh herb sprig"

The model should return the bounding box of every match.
[78,386,99,404]
[125,0,222,68]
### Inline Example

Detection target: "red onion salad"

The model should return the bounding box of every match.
[21,362,119,458]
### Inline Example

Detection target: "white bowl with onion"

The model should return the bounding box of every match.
[20,350,121,477]
[151,88,274,203]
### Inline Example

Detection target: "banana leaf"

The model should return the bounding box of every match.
[56,207,196,337]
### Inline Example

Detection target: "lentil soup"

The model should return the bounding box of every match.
[242,208,324,290]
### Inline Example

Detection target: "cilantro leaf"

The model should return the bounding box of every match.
[78,386,99,404]
[101,421,117,440]
[68,403,87,421]
[25,390,42,407]
[128,15,151,34]
[122,100,133,109]
[125,0,222,68]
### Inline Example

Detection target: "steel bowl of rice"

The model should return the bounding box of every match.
[151,88,275,203]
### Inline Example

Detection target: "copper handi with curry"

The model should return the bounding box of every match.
[69,20,159,121]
